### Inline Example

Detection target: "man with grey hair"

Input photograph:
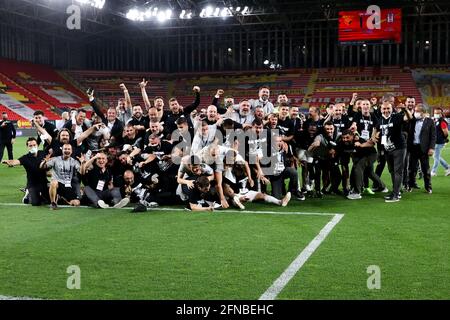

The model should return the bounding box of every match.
[374,102,413,202]
[227,100,255,127]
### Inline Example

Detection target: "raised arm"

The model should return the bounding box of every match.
[139,79,152,111]
[212,89,227,114]
[76,123,101,146]
[87,88,107,124]
[183,86,201,115]
[34,120,53,145]
[80,153,98,175]
[399,103,412,122]
[120,83,132,110]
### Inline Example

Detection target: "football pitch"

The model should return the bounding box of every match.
[0,137,449,300]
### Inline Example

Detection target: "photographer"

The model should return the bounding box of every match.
[0,112,15,161]
[87,114,111,151]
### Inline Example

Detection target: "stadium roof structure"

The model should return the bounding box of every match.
[0,0,449,43]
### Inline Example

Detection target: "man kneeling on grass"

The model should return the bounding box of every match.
[40,143,81,210]
[80,152,129,209]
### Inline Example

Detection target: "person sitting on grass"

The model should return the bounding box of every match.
[222,149,291,209]
[39,143,81,210]
[80,152,130,209]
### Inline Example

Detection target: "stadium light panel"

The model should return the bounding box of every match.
[205,6,214,17]
[126,8,144,21]
[75,0,105,9]
[157,12,166,22]
[125,4,249,22]
[220,8,232,17]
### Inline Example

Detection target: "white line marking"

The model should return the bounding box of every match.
[0,203,338,216]
[0,295,41,300]
[259,213,344,300]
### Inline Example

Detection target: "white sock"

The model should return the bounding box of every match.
[264,194,281,205]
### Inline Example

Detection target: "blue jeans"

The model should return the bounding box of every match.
[431,144,449,173]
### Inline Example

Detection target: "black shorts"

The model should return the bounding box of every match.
[57,182,78,202]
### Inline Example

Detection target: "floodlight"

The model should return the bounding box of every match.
[206,6,214,17]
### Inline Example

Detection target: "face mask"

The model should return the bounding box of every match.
[433,114,440,119]
[414,112,422,119]
[29,147,38,154]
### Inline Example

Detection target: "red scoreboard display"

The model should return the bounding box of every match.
[338,8,402,44]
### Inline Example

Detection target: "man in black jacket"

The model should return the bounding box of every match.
[0,112,16,161]
[375,102,412,202]
[2,137,49,206]
[87,88,124,144]
[407,104,436,193]
[163,86,201,138]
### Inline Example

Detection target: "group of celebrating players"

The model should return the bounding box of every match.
[3,79,448,212]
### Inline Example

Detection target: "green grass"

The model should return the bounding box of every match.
[0,137,449,299]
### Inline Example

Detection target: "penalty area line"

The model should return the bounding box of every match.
[259,213,344,300]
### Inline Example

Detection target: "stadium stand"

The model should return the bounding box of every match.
[64,70,168,108]
[307,66,423,106]
[0,58,89,118]
[0,59,442,121]
[0,71,54,120]
[0,105,26,121]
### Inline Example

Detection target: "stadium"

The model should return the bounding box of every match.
[0,0,449,305]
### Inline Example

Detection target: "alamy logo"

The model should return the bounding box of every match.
[366,5,381,30]
[66,5,81,30]
[367,265,381,289]
[66,265,81,289]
